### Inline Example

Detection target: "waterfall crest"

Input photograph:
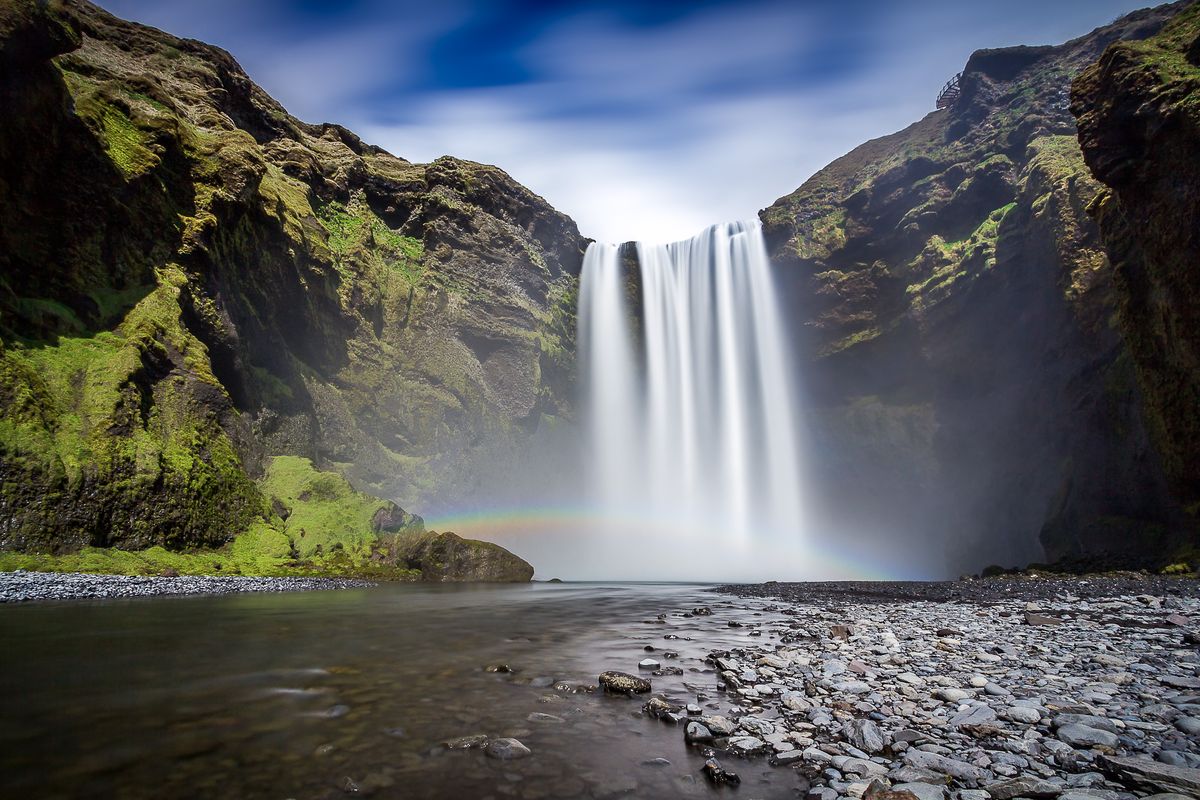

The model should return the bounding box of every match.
[578,221,806,558]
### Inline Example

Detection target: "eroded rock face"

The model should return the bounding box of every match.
[0,0,583,554]
[760,3,1186,573]
[390,531,534,582]
[1072,2,1200,546]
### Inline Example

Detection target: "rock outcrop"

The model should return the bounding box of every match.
[1072,2,1200,553]
[389,530,535,582]
[0,0,580,569]
[761,3,1191,573]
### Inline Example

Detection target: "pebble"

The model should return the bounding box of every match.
[0,570,372,603]
[681,577,1200,800]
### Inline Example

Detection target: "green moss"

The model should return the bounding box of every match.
[260,455,391,558]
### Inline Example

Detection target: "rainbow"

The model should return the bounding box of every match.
[422,504,908,581]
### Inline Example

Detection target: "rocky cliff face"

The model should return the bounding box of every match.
[0,0,582,563]
[761,3,1191,573]
[1072,2,1200,549]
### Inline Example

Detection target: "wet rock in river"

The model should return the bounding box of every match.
[685,721,714,744]
[484,738,531,760]
[442,734,489,750]
[702,757,740,786]
[598,671,651,694]
[638,658,660,670]
[642,696,679,720]
[700,715,736,736]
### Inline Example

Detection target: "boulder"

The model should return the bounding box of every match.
[392,531,533,582]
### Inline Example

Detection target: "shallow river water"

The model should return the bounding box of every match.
[0,582,800,799]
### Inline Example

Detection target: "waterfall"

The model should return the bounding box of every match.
[578,220,806,559]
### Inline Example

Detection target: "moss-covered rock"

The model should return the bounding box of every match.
[0,0,583,565]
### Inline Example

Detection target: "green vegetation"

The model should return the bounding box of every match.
[262,455,393,558]
[0,457,424,579]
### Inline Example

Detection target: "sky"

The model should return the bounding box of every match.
[99,0,1150,244]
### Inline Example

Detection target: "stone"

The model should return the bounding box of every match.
[902,751,987,784]
[846,718,886,754]
[638,658,660,670]
[702,757,740,786]
[782,691,812,711]
[1099,755,1200,795]
[803,746,834,765]
[935,688,970,703]
[892,783,947,800]
[526,712,564,724]
[726,735,767,755]
[1057,724,1120,749]
[685,722,713,744]
[1054,713,1118,733]
[700,715,737,736]
[863,780,921,800]
[949,704,997,727]
[1025,612,1065,626]
[598,671,651,694]
[1174,716,1200,735]
[1002,705,1042,724]
[642,697,676,719]
[441,734,488,750]
[986,776,1062,799]
[484,738,531,760]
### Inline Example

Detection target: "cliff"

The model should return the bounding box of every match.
[761,2,1193,573]
[1072,2,1200,547]
[0,0,579,577]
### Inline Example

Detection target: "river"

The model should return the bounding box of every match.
[0,582,798,799]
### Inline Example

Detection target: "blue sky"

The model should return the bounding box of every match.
[99,0,1149,242]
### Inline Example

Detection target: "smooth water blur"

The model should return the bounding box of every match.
[0,584,800,799]
[577,221,810,580]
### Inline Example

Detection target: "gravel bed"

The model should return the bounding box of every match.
[0,570,374,603]
[630,577,1200,798]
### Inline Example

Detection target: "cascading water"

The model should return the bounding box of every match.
[578,220,807,573]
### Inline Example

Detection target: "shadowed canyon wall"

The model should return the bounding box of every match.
[760,1,1197,574]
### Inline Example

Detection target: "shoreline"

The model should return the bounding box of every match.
[629,575,1200,796]
[0,570,374,603]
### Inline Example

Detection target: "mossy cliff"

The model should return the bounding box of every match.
[1072,3,1200,543]
[0,0,580,575]
[762,3,1192,572]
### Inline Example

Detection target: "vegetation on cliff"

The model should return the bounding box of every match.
[0,0,576,576]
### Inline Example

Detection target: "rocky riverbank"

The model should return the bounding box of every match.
[0,570,373,602]
[623,576,1200,799]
